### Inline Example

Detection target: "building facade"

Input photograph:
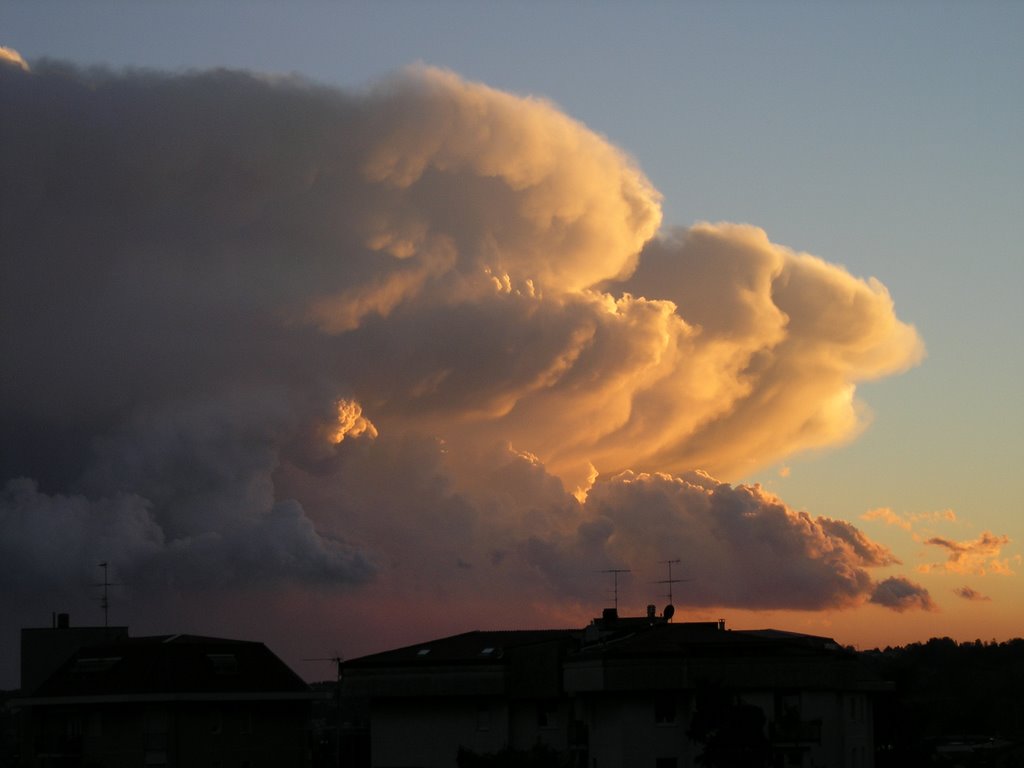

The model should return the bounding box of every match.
[16,633,314,768]
[341,612,887,768]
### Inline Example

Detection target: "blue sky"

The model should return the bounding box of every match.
[3,1,1021,659]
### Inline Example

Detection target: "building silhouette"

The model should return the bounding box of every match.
[20,613,128,698]
[15,619,313,768]
[341,608,887,768]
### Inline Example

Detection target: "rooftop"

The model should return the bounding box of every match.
[23,634,310,702]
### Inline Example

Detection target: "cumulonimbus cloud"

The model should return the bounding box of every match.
[0,54,933,683]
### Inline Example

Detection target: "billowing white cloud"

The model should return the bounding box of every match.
[0,58,929,685]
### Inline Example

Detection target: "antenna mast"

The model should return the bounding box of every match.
[657,559,684,605]
[95,562,120,628]
[600,568,631,610]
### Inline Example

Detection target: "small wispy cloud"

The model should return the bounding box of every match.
[953,586,991,602]
[862,507,912,532]
[861,507,957,539]
[921,532,1013,576]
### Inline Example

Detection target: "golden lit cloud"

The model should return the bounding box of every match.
[330,399,379,444]
[921,532,1013,575]
[861,506,958,539]
[0,46,28,72]
[863,507,912,531]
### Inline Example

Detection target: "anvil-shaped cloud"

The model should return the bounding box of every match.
[1,55,929,679]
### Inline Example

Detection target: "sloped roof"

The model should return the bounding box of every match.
[26,634,309,701]
[344,629,582,667]
[343,622,848,668]
[341,620,885,697]
[574,623,848,660]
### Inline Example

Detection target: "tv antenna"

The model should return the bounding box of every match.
[655,559,691,610]
[95,561,121,628]
[304,654,345,682]
[600,568,631,610]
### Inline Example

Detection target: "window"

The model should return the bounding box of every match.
[143,709,169,752]
[210,708,223,735]
[88,711,102,738]
[73,656,122,678]
[656,758,677,768]
[476,704,490,731]
[537,701,558,729]
[206,653,239,675]
[654,694,676,724]
[65,714,84,739]
[777,693,801,720]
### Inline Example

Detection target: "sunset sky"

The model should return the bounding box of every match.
[2,2,1021,687]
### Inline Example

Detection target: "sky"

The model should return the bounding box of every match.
[1,1,1021,687]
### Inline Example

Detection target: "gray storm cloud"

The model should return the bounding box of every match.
[869,576,938,613]
[0,56,930,681]
[576,471,898,610]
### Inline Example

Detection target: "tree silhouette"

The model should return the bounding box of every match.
[687,682,771,768]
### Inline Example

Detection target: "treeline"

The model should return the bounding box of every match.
[861,637,1024,767]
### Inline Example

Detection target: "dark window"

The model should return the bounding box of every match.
[206,653,239,675]
[538,701,558,729]
[143,709,169,752]
[654,694,676,724]
[656,758,677,768]
[65,714,83,738]
[211,708,223,735]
